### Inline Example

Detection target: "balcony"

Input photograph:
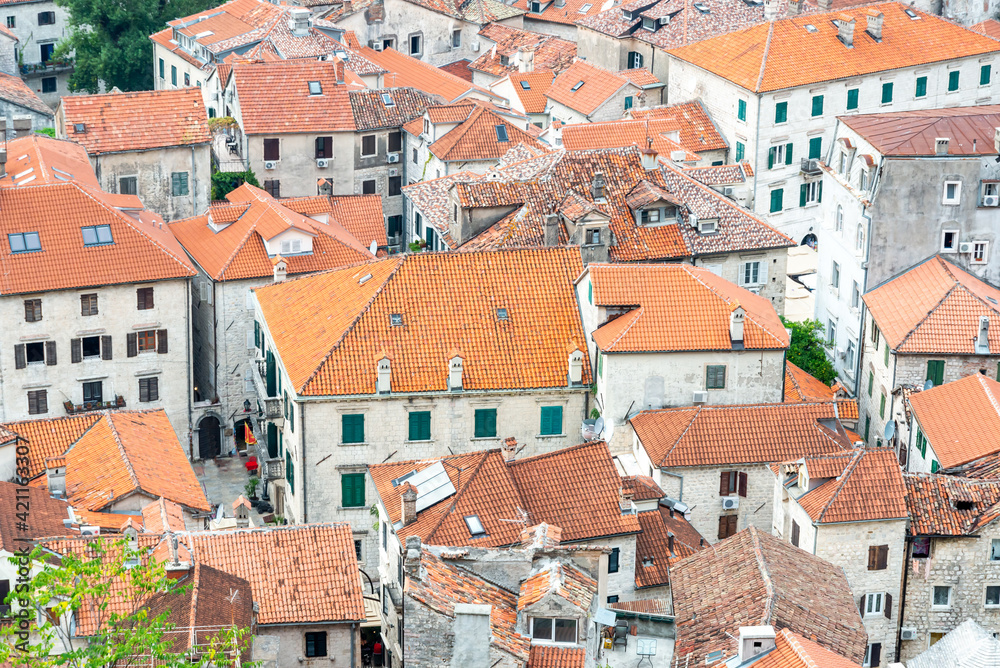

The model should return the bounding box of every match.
[22,59,73,76]
[64,396,125,415]
[800,158,822,176]
[251,358,282,419]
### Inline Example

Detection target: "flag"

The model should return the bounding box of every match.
[244,423,257,446]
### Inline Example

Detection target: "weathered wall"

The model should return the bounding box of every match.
[93,145,211,222]
[263,623,356,668]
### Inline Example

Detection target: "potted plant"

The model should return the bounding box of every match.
[244,477,260,506]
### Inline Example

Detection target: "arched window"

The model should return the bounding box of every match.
[856,223,865,251]
[836,205,843,231]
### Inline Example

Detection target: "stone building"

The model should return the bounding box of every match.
[168,183,379,459]
[784,361,860,431]
[630,402,854,542]
[0,25,15,76]
[900,473,1000,662]
[578,263,789,448]
[859,255,1000,453]
[0,0,71,107]
[251,247,592,562]
[356,44,504,105]
[818,106,1000,392]
[545,60,646,124]
[772,449,908,666]
[0,134,195,443]
[468,23,575,87]
[666,2,1000,245]
[0,71,52,134]
[55,89,212,222]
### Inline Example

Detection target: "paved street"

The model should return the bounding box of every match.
[193,455,270,527]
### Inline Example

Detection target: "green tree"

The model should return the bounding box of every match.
[54,0,222,93]
[212,169,260,200]
[781,317,838,385]
[0,536,252,668]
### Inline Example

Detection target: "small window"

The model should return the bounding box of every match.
[81,336,100,358]
[305,631,327,657]
[409,33,422,55]
[864,592,883,616]
[586,228,601,245]
[389,176,402,197]
[540,406,562,436]
[263,138,280,161]
[881,82,893,104]
[171,65,177,86]
[810,94,823,117]
[341,472,366,507]
[23,299,42,322]
[608,547,620,573]
[808,136,822,160]
[139,377,159,402]
[171,172,189,197]
[982,64,992,86]
[531,618,577,643]
[361,134,376,156]
[390,313,403,326]
[836,205,844,231]
[987,586,1000,608]
[37,11,55,25]
[81,293,98,316]
[158,58,164,79]
[571,80,584,92]
[41,77,57,94]
[628,51,644,69]
[829,319,838,346]
[5,16,13,28]
[706,365,726,389]
[381,92,395,106]
[864,643,882,668]
[388,131,402,153]
[915,75,927,98]
[315,136,333,159]
[264,179,280,198]
[342,414,365,444]
[847,88,859,110]
[851,282,861,309]
[497,308,508,320]
[137,330,157,353]
[452,29,461,48]
[25,342,45,363]
[942,230,958,252]
[740,260,761,285]
[82,381,103,405]
[736,141,744,161]
[943,181,961,205]
[354,540,363,561]
[867,545,889,571]
[624,95,633,110]
[408,411,431,441]
[774,101,787,124]
[183,72,190,86]
[831,261,841,288]
[308,81,322,95]
[464,515,485,536]
[519,80,531,90]
[119,176,137,195]
[495,125,509,142]
[27,389,48,415]
[9,232,41,253]
[137,287,154,310]
[948,70,960,92]
[932,585,951,609]
[362,179,377,195]
[81,225,114,246]
[474,408,497,438]
[912,536,931,559]
[737,98,747,122]
[973,241,989,264]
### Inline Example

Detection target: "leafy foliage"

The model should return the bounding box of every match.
[34,128,56,137]
[53,0,221,92]
[0,537,252,668]
[781,317,837,385]
[211,170,260,201]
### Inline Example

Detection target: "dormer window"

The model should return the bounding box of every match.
[464,515,486,536]
[622,9,633,19]
[642,17,655,29]
[280,238,302,254]
[529,0,542,11]
[308,81,322,95]
[531,618,578,643]
[500,54,510,66]
[73,123,86,134]
[640,208,661,225]
[571,80,585,92]
[390,313,404,326]
[495,125,509,142]
[697,218,718,234]
[497,308,509,320]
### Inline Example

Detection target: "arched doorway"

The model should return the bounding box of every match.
[198,416,222,459]
[801,233,818,248]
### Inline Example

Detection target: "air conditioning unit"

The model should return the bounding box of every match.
[721,496,740,510]
[985,195,999,206]
[370,40,383,51]
[900,628,918,641]
[316,158,330,168]
[264,160,277,170]
[388,167,399,177]
[387,153,400,163]
[692,390,709,404]
[960,241,974,253]
[747,286,762,295]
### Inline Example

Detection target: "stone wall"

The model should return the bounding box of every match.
[264,623,356,668]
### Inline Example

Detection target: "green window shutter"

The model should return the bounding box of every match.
[931,460,939,473]
[267,423,278,458]
[598,351,604,377]
[343,414,365,444]
[799,184,808,208]
[775,101,787,124]
[767,147,774,170]
[254,320,260,348]
[811,95,823,117]
[588,281,593,304]
[736,141,745,162]
[738,99,747,121]
[884,344,890,367]
[286,451,294,495]
[868,370,874,397]
[879,392,886,419]
[881,82,893,104]
[864,414,870,440]
[266,350,276,396]
[624,96,633,110]
[917,430,926,457]
[290,401,294,432]
[475,408,497,438]
[540,406,563,436]
[784,143,793,165]
[409,411,431,441]
[982,64,992,86]
[926,360,944,387]
[706,365,726,389]
[770,188,783,213]
[915,76,927,97]
[847,88,859,110]
[808,137,822,160]
[948,70,960,92]
[341,472,364,507]
[996,362,999,381]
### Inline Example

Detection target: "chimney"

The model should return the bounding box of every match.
[165,533,193,578]
[837,15,855,47]
[543,213,560,246]
[400,482,418,526]
[376,354,392,394]
[234,495,251,528]
[518,46,535,73]
[451,604,492,668]
[46,460,67,497]
[667,531,675,556]
[738,626,777,662]
[763,0,777,20]
[866,9,884,41]
[334,59,345,85]
[591,171,607,200]
[978,316,990,353]
[817,0,831,9]
[619,486,635,513]
[568,346,583,385]
[404,535,422,578]
[730,305,746,348]
[502,437,517,463]
[935,137,950,155]
[448,353,463,391]
[786,0,801,15]
[272,256,287,282]
[639,144,658,170]
[12,116,31,138]
[669,149,687,162]
[287,7,312,37]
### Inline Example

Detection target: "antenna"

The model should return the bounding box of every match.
[884,419,896,442]
[369,240,377,255]
[594,416,605,435]
[923,379,935,391]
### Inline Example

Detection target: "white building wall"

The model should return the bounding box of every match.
[2,0,71,107]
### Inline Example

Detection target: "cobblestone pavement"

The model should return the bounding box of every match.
[193,455,270,527]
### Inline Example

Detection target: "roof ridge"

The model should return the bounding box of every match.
[814,449,863,523]
[680,264,788,348]
[603,306,645,351]
[783,629,822,668]
[425,450,496,543]
[754,20,775,93]
[749,527,777,625]
[217,216,267,281]
[510,439,603,466]
[657,405,702,467]
[103,413,142,500]
[188,561,200,648]
[896,282,960,350]
[978,374,1000,424]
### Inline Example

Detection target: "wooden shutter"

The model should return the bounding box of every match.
[127,333,138,358]
[878,545,888,570]
[485,409,496,437]
[139,379,149,403]
[149,378,159,401]
[784,142,793,165]
[727,515,737,537]
[37,390,46,414]
[799,183,807,207]
[71,338,82,363]
[24,300,32,322]
[45,341,56,366]
[409,413,419,441]
[27,392,37,415]
[737,472,748,498]
[883,593,892,619]
[267,423,278,458]
[791,520,800,547]
[101,336,112,360]
[858,595,865,615]
[767,148,774,170]
[869,643,881,667]
[868,546,878,570]
[718,515,728,540]
[720,471,731,496]
[157,329,168,354]
[137,289,145,310]
[15,344,25,369]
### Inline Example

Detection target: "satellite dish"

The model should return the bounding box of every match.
[595,417,605,435]
[369,240,378,256]
[884,420,896,441]
[923,379,935,391]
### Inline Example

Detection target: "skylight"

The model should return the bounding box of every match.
[804,23,818,32]
[81,225,114,247]
[308,81,322,95]
[497,307,509,320]
[571,80,585,92]
[390,313,404,326]
[693,2,709,12]
[465,515,486,536]
[8,232,41,253]
[73,123,86,133]
[495,124,509,142]
[520,80,531,90]
[904,7,919,17]
[578,2,592,10]
[381,92,395,106]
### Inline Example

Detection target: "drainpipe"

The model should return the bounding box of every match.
[752,92,762,212]
[301,402,307,523]
[351,622,356,667]
[895,539,911,662]
[659,469,684,501]
[186,276,194,460]
[190,145,197,217]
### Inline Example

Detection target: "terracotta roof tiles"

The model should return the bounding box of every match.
[141,497,188,533]
[509,0,605,26]
[360,47,499,103]
[839,105,1000,156]
[1,413,102,481]
[528,646,586,668]
[429,105,549,162]
[971,18,1000,40]
[908,374,1000,469]
[635,505,707,588]
[471,24,576,76]
[499,71,556,114]
[518,559,596,610]
[0,70,53,116]
[751,628,863,668]
[438,59,474,81]
[904,473,1000,536]
[784,361,859,420]
[547,59,635,116]
[793,449,908,524]
[349,87,433,130]
[0,481,72,551]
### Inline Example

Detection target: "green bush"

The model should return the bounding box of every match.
[211,169,260,201]
[35,128,55,137]
[781,317,837,385]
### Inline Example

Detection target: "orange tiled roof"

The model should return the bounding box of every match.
[1,413,102,481]
[528,646,586,668]
[185,524,366,624]
[518,559,596,610]
[439,59,474,81]
[610,598,671,614]
[865,255,1000,354]
[471,23,576,77]
[904,473,1000,536]
[59,89,210,155]
[671,527,868,663]
[0,481,72,551]
[547,59,635,116]
[839,105,1000,157]
[565,101,728,155]
[0,133,98,189]
[255,248,590,395]
[169,183,375,282]
[587,263,788,352]
[635,505,707,589]
[141,497,188,533]
[622,475,664,501]
[499,71,556,114]
[631,402,852,467]
[509,0,606,26]
[620,67,661,87]
[430,105,548,162]
[668,2,1000,93]
[231,60,356,134]
[370,442,640,546]
[72,509,144,532]
[784,361,859,420]
[349,87,433,130]
[972,18,1000,39]
[61,410,211,513]
[909,374,1000,469]
[752,628,863,668]
[794,449,908,523]
[0,70,53,116]
[360,47,499,103]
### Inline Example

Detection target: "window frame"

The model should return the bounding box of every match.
[948,69,960,92]
[973,241,989,264]
[80,293,98,316]
[139,377,159,403]
[769,187,783,213]
[881,81,893,104]
[706,364,726,390]
[864,592,884,617]
[810,94,823,117]
[9,231,42,253]
[474,408,497,438]
[737,98,747,122]
[263,138,280,162]
[774,101,787,124]
[986,585,1000,609]
[81,224,114,247]
[409,33,422,56]
[27,389,48,415]
[304,631,328,658]
[137,287,154,310]
[362,179,377,195]
[137,330,157,354]
[942,180,961,205]
[341,472,366,508]
[931,585,952,610]
[530,617,578,645]
[170,171,189,197]
[342,413,365,444]
[408,410,432,442]
[846,87,859,110]
[915,75,927,98]
[982,64,992,86]
[361,134,377,157]
[539,405,563,436]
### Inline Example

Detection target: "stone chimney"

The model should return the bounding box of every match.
[46,458,67,497]
[543,213,560,246]
[935,137,950,155]
[520,523,561,549]
[590,171,607,200]
[448,353,463,391]
[837,15,855,48]
[376,354,391,394]
[978,316,990,353]
[502,437,517,463]
[287,7,311,37]
[12,116,31,138]
[518,46,535,73]
[234,495,251,528]
[739,626,777,663]
[272,256,287,282]
[817,0,831,10]
[866,9,884,41]
[619,486,635,513]
[400,482,418,526]
[568,346,583,385]
[667,531,675,556]
[334,58,345,85]
[730,305,746,348]
[451,604,492,668]
[404,535,422,578]
[763,0,777,20]
[640,143,658,170]
[165,533,193,578]
[786,0,801,15]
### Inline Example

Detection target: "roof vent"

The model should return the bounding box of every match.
[359,272,373,284]
[571,80,584,92]
[935,137,949,155]
[978,315,990,354]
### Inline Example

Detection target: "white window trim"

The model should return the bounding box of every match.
[972,241,990,265]
[864,592,884,617]
[931,585,952,610]
[529,617,579,645]
[942,180,961,205]
[940,229,960,253]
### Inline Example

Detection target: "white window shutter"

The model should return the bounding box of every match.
[738,263,747,286]
[245,369,254,393]
[759,260,768,285]
[246,289,254,310]
[247,329,254,349]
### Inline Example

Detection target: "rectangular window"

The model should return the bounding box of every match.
[624,96,633,110]
[80,293,98,316]
[973,241,989,264]
[6,16,13,28]
[531,618,577,643]
[991,539,1000,561]
[831,261,841,288]
[811,94,823,117]
[608,547,620,573]
[847,88,859,110]
[171,172,189,197]
[139,377,159,402]
[184,72,190,86]
[389,176,402,197]
[341,472,365,507]
[769,188,783,213]
[868,370,874,397]
[879,391,886,419]
[706,365,726,389]
[774,101,787,124]
[586,229,601,245]
[409,34,422,55]
[8,232,41,253]
[388,131,402,153]
[408,411,431,441]
[159,58,164,79]
[81,336,100,359]
[82,381,103,404]
[736,141,744,162]
[452,29,461,48]
[737,99,747,122]
[264,180,280,198]
[790,520,799,546]
[828,319,837,346]
[137,287,154,310]
[864,643,882,668]
[917,429,927,457]
[628,51,643,69]
[27,390,47,415]
[23,299,41,322]
[342,414,364,444]
[943,180,960,204]
[926,360,945,387]
[932,585,951,609]
[81,225,113,246]
[868,545,889,570]
[119,176,137,195]
[540,406,563,435]
[263,138,279,161]
[361,134,376,156]
[37,11,55,25]
[915,75,927,97]
[982,64,992,86]
[362,180,376,195]
[884,342,890,367]
[987,586,1000,607]
[808,136,822,160]
[41,77,56,94]
[881,82,893,104]
[865,592,884,616]
[305,631,328,657]
[137,330,157,353]
[171,65,177,86]
[800,180,822,206]
[315,136,332,159]
[852,281,861,309]
[474,408,497,438]
[767,143,792,169]
[948,70,960,92]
